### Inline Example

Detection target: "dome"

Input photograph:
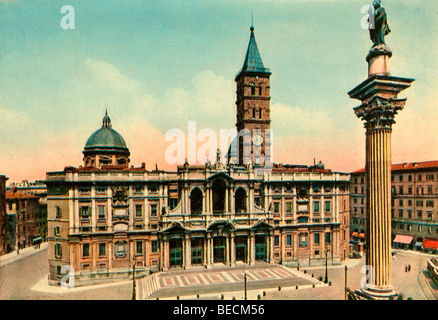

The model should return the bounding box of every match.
[85,128,128,151]
[84,112,129,153]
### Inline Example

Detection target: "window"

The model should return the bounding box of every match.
[274,235,279,246]
[83,243,89,258]
[418,174,422,182]
[399,199,403,207]
[286,235,292,246]
[426,200,434,208]
[151,240,158,253]
[399,175,403,182]
[325,201,331,212]
[98,206,105,219]
[150,204,158,216]
[314,233,320,245]
[416,200,423,207]
[136,241,143,255]
[408,175,412,182]
[399,186,403,195]
[54,226,60,236]
[408,210,412,219]
[314,201,320,213]
[80,206,90,218]
[55,243,62,259]
[96,187,106,194]
[273,202,280,213]
[135,204,143,217]
[149,185,158,193]
[427,212,433,220]
[418,210,422,219]
[99,243,106,256]
[56,206,61,219]
[135,186,143,193]
[399,209,403,218]
[428,186,433,195]
[169,198,178,210]
[286,202,292,214]
[325,233,331,244]
[408,187,413,195]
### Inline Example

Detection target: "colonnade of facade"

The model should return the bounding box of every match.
[159,228,274,271]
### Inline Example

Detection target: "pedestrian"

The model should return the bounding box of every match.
[408,264,411,272]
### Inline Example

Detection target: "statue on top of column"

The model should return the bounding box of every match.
[367,0,392,62]
[369,0,391,47]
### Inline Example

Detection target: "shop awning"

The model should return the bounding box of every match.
[351,232,358,237]
[415,242,423,247]
[359,233,365,238]
[393,234,414,245]
[422,239,438,250]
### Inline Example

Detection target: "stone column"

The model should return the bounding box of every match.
[225,233,230,266]
[230,233,236,266]
[349,48,414,299]
[206,233,212,268]
[269,231,274,264]
[184,234,191,269]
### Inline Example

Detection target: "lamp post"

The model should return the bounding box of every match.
[244,273,247,300]
[132,261,136,300]
[324,249,329,284]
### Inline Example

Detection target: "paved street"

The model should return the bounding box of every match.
[0,245,436,300]
[0,246,133,300]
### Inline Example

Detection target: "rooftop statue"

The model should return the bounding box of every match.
[369,0,391,47]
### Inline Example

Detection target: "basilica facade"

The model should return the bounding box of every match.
[46,27,350,286]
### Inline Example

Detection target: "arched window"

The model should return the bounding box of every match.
[251,85,255,95]
[212,180,226,213]
[259,108,262,119]
[190,188,203,215]
[252,108,256,119]
[235,188,247,213]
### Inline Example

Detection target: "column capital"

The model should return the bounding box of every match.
[354,96,406,131]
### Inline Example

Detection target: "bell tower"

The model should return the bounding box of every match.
[234,25,272,166]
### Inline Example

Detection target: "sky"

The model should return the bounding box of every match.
[0,0,437,183]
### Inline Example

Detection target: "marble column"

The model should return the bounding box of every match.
[349,48,414,299]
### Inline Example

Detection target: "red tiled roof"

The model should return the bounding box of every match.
[352,160,438,174]
[6,187,39,200]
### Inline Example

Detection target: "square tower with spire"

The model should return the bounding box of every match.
[234,25,272,166]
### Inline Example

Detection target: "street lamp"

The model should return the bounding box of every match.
[324,249,329,284]
[132,261,136,300]
[244,273,247,300]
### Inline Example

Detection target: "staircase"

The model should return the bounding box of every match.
[137,272,160,300]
